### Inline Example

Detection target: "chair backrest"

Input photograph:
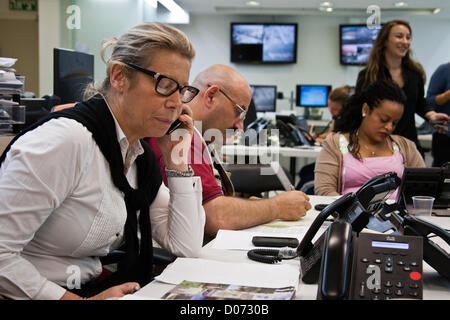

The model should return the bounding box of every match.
[224,162,293,196]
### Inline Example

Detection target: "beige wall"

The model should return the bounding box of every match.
[0,7,39,95]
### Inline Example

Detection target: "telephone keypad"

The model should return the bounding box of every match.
[349,232,423,300]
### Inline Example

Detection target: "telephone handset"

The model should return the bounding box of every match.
[390,212,450,280]
[297,125,316,145]
[298,172,401,284]
[317,220,353,299]
[277,120,302,147]
[317,219,424,300]
[243,118,274,146]
[166,119,182,135]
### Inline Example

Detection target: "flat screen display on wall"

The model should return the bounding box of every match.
[339,24,383,65]
[231,23,297,64]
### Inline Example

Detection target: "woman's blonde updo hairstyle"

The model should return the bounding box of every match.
[84,22,195,99]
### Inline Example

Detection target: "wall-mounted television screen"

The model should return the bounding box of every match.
[339,24,383,66]
[231,23,297,64]
[296,85,331,107]
[250,85,277,112]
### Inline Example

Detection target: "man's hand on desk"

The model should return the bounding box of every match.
[271,191,312,220]
[249,191,311,220]
[203,191,312,236]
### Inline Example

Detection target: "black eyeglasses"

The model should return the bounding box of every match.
[124,62,199,103]
[207,85,247,120]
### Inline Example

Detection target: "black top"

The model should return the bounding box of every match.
[356,66,433,147]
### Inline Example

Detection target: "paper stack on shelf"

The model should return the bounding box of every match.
[0,57,24,94]
[0,57,25,126]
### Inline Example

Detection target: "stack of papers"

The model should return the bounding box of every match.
[0,58,23,93]
[0,58,25,126]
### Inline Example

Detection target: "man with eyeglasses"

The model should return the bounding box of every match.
[148,64,311,238]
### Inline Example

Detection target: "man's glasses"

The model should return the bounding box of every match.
[124,62,199,103]
[209,85,247,120]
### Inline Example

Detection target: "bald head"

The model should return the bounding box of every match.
[192,64,250,95]
[189,65,252,136]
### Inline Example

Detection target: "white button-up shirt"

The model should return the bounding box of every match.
[0,113,204,300]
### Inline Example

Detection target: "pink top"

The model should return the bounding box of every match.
[339,135,404,199]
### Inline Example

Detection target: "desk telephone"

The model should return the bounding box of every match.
[276,117,315,147]
[297,172,402,284]
[243,118,275,146]
[317,220,423,300]
[298,171,450,300]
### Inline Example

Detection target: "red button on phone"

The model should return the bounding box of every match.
[410,271,421,281]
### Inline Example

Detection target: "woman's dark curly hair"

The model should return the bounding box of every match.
[333,79,406,159]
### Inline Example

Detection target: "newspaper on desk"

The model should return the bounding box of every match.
[154,257,299,300]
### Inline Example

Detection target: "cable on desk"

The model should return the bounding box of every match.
[247,247,298,264]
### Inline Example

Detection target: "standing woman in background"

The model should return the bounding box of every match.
[355,19,449,154]
[426,62,450,167]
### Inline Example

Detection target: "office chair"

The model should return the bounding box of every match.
[295,163,315,195]
[224,162,293,197]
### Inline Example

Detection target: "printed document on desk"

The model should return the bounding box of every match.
[155,257,299,290]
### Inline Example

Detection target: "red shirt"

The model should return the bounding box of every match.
[146,133,223,205]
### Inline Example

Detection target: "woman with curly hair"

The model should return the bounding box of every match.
[314,79,425,197]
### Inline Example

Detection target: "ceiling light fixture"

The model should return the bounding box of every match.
[319,1,333,13]
[394,2,408,8]
[245,1,260,6]
[432,8,441,14]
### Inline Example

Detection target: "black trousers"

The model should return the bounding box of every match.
[432,132,450,167]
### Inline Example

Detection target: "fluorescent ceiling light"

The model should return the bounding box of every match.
[394,1,408,7]
[246,1,260,6]
[145,0,158,9]
[157,0,189,23]
[433,8,441,14]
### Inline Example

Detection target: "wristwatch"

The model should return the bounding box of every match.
[165,165,194,177]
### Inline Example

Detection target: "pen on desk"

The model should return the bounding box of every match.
[309,124,314,135]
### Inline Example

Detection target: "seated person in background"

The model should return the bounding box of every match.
[314,79,425,198]
[148,64,311,237]
[0,22,205,300]
[314,85,352,144]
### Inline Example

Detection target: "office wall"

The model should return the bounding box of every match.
[38,0,60,97]
[34,4,450,112]
[37,0,147,97]
[0,0,38,95]
[66,0,145,86]
[176,13,450,120]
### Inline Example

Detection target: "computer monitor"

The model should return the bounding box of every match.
[250,85,277,112]
[53,48,94,104]
[231,23,297,64]
[296,85,331,107]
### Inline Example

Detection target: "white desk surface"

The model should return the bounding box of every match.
[135,195,450,300]
[222,144,322,159]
